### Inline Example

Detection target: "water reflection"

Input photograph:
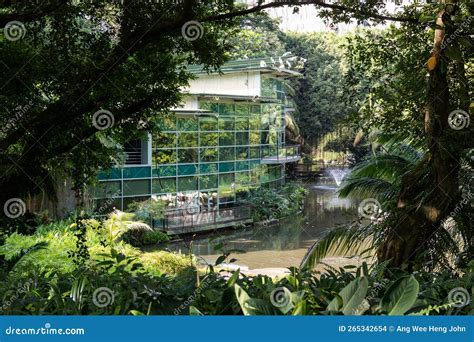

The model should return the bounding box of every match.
[168,181,358,268]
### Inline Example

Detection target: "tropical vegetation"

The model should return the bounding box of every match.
[0,0,472,317]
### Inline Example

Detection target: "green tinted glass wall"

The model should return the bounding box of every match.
[94,76,289,212]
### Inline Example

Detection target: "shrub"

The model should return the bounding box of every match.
[245,182,308,222]
[122,230,169,247]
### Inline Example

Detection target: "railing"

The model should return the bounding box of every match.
[162,205,252,232]
[261,145,301,164]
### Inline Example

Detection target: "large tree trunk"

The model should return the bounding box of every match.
[377,3,465,267]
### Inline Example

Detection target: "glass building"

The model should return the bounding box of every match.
[93,58,301,230]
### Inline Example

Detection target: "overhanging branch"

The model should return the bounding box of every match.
[200,0,419,24]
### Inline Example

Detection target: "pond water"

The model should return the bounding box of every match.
[167,178,359,270]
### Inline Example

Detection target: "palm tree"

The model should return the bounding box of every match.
[301,133,472,271]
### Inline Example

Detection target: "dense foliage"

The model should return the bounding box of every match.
[284,32,353,144]
[244,183,308,223]
[1,218,472,315]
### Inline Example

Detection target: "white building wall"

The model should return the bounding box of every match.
[185,71,261,97]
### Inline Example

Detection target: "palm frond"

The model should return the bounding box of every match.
[126,222,153,232]
[338,177,397,202]
[300,227,373,271]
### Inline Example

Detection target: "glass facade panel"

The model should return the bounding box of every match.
[200,132,218,146]
[152,132,176,148]
[178,133,198,147]
[152,178,176,193]
[219,162,235,172]
[219,147,235,161]
[219,103,234,116]
[153,149,176,165]
[235,104,249,116]
[97,168,121,180]
[200,174,218,190]
[236,146,248,160]
[95,74,295,215]
[200,147,218,162]
[236,132,249,146]
[235,118,249,130]
[219,117,235,131]
[123,180,150,196]
[178,148,198,163]
[178,164,198,176]
[178,176,198,191]
[199,163,218,174]
[177,117,198,131]
[123,167,150,179]
[92,181,121,198]
[199,116,218,131]
[219,132,235,146]
[153,165,176,177]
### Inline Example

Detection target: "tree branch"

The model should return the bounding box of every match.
[200,0,419,24]
[0,1,67,27]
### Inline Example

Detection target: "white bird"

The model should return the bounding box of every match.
[260,60,267,67]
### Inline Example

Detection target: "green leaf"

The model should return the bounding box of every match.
[292,300,307,315]
[189,306,203,315]
[234,284,278,315]
[327,277,369,315]
[215,253,228,266]
[381,275,419,315]
[129,310,144,316]
[226,269,240,287]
